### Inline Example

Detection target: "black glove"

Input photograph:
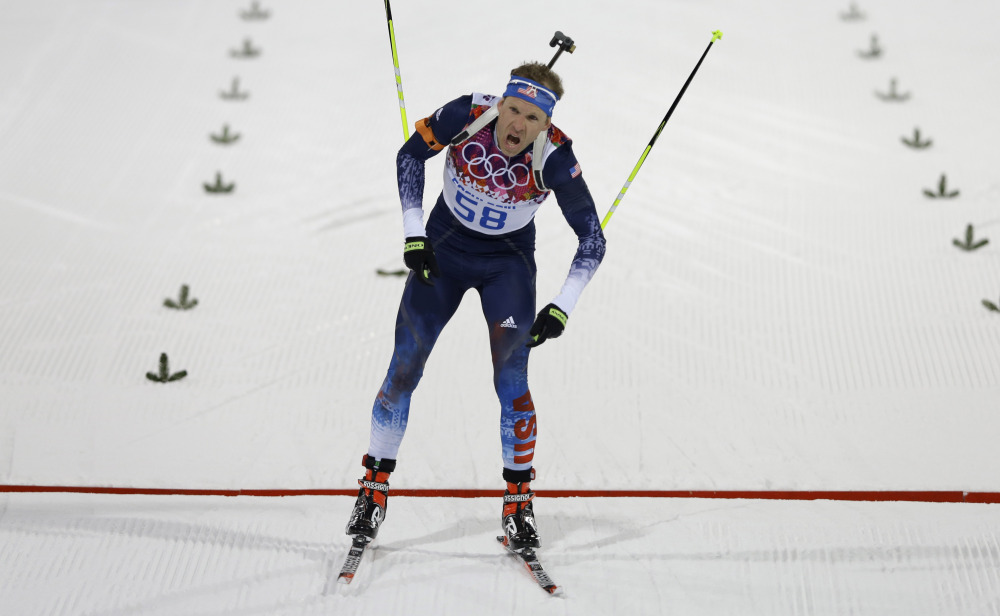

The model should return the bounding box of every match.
[403,236,440,286]
[526,303,568,348]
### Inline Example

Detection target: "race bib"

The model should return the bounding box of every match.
[443,130,548,235]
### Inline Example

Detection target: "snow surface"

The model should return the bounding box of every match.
[2,0,1000,614]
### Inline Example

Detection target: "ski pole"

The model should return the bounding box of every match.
[600,30,723,230]
[374,0,412,280]
[383,0,409,140]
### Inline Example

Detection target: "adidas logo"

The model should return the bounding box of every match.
[500,316,517,329]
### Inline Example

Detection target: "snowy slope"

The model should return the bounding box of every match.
[3,1,1000,614]
[4,492,1000,616]
[3,0,998,492]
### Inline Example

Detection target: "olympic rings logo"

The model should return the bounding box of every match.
[461,142,530,189]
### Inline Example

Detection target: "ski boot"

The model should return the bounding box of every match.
[501,470,540,552]
[345,454,395,542]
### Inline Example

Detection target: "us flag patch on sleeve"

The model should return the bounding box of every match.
[569,163,582,178]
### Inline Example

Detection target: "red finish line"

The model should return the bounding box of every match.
[1,485,999,503]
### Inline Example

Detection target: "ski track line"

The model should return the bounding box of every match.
[1,485,999,503]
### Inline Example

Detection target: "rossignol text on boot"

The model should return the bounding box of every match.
[502,480,540,552]
[346,455,395,541]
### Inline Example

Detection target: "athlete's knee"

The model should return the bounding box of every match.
[489,321,531,364]
[383,344,431,396]
[388,366,423,395]
[491,348,529,393]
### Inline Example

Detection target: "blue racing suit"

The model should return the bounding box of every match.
[367,93,606,477]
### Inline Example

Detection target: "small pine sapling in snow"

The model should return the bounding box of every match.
[875,78,910,102]
[240,1,270,20]
[146,353,188,383]
[953,225,988,252]
[164,285,199,310]
[857,34,882,59]
[901,127,932,149]
[924,174,959,199]
[204,172,235,194]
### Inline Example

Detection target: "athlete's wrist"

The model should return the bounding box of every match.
[402,208,426,239]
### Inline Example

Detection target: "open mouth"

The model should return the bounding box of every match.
[504,134,521,150]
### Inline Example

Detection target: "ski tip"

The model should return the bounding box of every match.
[712,30,723,42]
[337,574,354,585]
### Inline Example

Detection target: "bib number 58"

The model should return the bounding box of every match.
[453,191,508,231]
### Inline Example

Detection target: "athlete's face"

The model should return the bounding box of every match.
[496,97,551,157]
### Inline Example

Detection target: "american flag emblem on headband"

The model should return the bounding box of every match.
[517,85,538,99]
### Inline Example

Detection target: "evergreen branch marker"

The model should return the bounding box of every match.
[220,77,249,101]
[164,285,199,310]
[984,298,1000,313]
[924,174,959,199]
[210,124,241,145]
[146,353,188,383]
[857,34,882,59]
[875,78,910,102]
[901,127,932,149]
[230,38,261,59]
[840,3,866,21]
[240,1,270,20]
[376,268,407,277]
[204,172,236,194]
[953,225,989,252]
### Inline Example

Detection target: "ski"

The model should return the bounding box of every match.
[337,535,371,584]
[497,536,562,595]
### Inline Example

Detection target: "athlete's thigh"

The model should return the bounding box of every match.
[394,265,468,356]
[478,252,536,364]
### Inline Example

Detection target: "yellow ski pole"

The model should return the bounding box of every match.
[601,30,723,230]
[383,0,409,140]
[374,0,414,278]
